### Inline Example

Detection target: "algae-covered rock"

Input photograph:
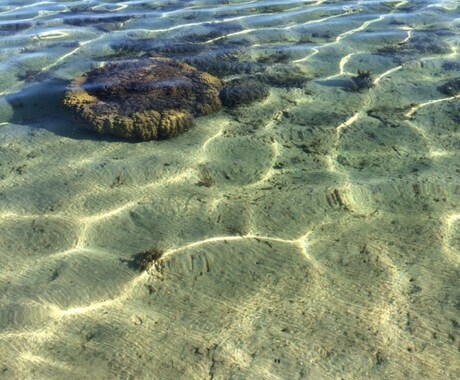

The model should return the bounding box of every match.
[63,58,223,140]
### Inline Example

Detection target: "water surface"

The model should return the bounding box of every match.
[0,1,459,379]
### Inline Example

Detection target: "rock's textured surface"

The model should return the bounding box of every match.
[63,58,223,140]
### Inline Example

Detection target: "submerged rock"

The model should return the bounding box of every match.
[183,52,265,77]
[438,78,460,96]
[63,58,223,140]
[259,63,310,87]
[63,13,132,27]
[0,21,33,34]
[219,79,270,107]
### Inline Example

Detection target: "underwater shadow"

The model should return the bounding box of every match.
[315,79,353,89]
[5,79,129,143]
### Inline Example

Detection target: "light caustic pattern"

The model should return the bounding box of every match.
[0,0,459,379]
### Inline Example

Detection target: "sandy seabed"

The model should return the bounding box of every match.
[0,0,459,379]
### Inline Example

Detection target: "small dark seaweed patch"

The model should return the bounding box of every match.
[126,248,165,272]
[350,70,373,92]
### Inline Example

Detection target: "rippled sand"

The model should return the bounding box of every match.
[0,1,459,379]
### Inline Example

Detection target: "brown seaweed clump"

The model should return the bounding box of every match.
[63,58,223,140]
[126,248,165,272]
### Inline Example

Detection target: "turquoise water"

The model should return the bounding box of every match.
[0,1,459,379]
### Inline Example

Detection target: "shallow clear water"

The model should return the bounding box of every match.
[0,1,459,379]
